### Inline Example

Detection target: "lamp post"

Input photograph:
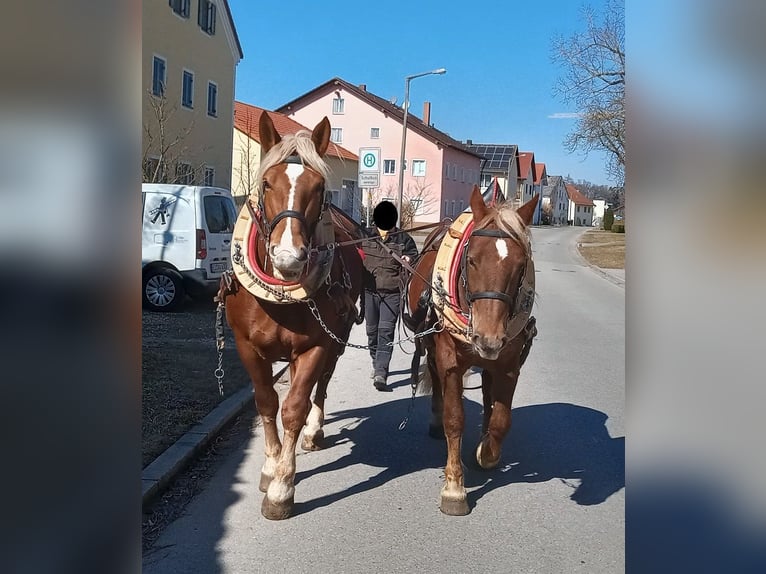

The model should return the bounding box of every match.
[396,67,446,227]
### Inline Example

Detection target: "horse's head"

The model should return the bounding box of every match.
[464,185,538,360]
[256,112,332,281]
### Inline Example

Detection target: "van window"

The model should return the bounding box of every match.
[203,196,237,233]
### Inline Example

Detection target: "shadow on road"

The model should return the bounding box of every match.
[295,398,624,514]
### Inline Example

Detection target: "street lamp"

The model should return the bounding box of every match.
[397,67,446,227]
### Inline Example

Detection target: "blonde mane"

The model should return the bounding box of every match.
[252,130,332,201]
[475,202,532,256]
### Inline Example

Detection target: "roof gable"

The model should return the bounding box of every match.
[276,77,483,160]
[565,184,594,206]
[518,152,537,181]
[219,0,244,61]
[534,163,546,185]
[234,101,357,161]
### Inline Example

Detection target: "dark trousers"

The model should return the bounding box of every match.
[364,290,401,379]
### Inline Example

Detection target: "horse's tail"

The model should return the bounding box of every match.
[410,339,432,396]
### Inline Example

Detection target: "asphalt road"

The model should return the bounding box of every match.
[143,226,624,573]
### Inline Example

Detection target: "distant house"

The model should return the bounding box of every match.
[231,101,360,218]
[465,143,520,203]
[142,0,243,189]
[566,184,595,226]
[592,199,607,227]
[532,162,547,225]
[542,175,568,225]
[275,77,483,224]
[517,152,538,211]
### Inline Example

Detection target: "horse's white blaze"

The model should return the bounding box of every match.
[304,403,323,437]
[495,238,508,260]
[277,163,305,252]
[267,480,295,504]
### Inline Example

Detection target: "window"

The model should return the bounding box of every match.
[411,160,426,177]
[370,127,380,139]
[445,162,450,177]
[204,166,215,186]
[332,97,345,114]
[480,173,493,188]
[152,56,166,96]
[203,196,237,233]
[383,159,396,175]
[143,156,165,182]
[450,164,457,180]
[459,200,464,213]
[207,82,218,117]
[175,162,193,185]
[460,167,465,183]
[444,200,449,216]
[330,128,343,143]
[182,70,194,108]
[169,0,190,18]
[198,0,216,35]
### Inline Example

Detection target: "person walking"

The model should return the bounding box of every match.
[362,201,418,391]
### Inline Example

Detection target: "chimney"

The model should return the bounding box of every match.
[358,84,366,91]
[466,139,473,145]
[423,101,431,126]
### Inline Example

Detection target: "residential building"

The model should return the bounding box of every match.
[276,78,483,224]
[517,152,538,211]
[465,143,520,203]
[566,184,595,226]
[532,162,547,225]
[592,199,607,227]
[142,0,243,190]
[231,102,360,219]
[542,175,568,225]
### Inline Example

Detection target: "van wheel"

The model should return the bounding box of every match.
[143,268,184,311]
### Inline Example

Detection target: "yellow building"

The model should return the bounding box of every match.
[232,102,361,220]
[142,0,243,190]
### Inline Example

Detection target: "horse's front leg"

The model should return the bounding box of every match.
[437,344,470,516]
[301,343,342,451]
[476,367,519,470]
[261,345,326,520]
[233,341,278,494]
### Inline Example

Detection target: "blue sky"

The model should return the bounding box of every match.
[228,0,615,186]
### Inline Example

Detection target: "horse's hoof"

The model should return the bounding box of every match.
[476,442,500,470]
[261,495,294,520]
[439,496,470,516]
[259,473,273,493]
[428,423,445,440]
[301,430,324,451]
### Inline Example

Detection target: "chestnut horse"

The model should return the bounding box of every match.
[405,185,539,515]
[223,113,363,520]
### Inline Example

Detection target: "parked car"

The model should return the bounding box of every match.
[141,184,236,311]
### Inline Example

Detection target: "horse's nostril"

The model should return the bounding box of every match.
[296,246,308,262]
[269,245,277,257]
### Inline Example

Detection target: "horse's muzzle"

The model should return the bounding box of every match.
[270,245,308,281]
[471,334,508,360]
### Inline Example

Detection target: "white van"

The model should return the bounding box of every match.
[141,184,237,311]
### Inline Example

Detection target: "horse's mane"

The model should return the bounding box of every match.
[253,130,332,201]
[474,201,532,256]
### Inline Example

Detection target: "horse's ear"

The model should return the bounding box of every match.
[469,184,488,221]
[517,194,539,226]
[311,117,331,157]
[259,112,281,154]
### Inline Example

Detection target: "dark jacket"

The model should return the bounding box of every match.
[362,227,418,293]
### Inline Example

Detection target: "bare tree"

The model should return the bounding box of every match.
[401,178,437,228]
[552,0,625,185]
[232,115,260,208]
[143,91,208,184]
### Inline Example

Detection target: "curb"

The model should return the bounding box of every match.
[570,229,625,289]
[142,363,289,506]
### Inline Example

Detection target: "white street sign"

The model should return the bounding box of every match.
[359,173,380,188]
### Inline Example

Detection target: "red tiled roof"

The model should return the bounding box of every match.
[518,152,537,182]
[534,163,546,185]
[234,101,358,161]
[565,184,594,206]
[276,77,484,160]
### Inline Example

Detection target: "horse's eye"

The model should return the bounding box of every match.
[262,179,270,190]
[466,256,477,268]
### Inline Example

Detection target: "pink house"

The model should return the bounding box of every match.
[276,77,483,225]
